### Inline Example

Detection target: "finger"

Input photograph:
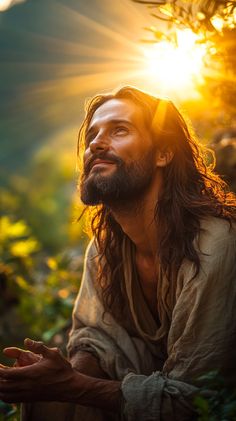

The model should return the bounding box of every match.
[3,347,23,359]
[0,364,39,380]
[24,338,60,359]
[0,386,49,403]
[0,379,25,393]
[0,391,34,403]
[4,348,41,367]
[0,364,9,369]
[0,392,48,403]
[18,351,42,365]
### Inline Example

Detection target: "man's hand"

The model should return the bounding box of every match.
[0,338,122,412]
[3,338,42,367]
[0,338,76,403]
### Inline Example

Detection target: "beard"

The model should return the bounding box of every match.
[80,150,156,207]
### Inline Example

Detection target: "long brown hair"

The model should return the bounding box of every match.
[77,86,236,324]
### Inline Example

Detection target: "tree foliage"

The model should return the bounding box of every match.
[0,152,87,355]
[132,0,236,114]
[194,371,236,420]
[132,1,235,34]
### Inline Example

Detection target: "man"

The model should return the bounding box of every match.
[0,86,236,421]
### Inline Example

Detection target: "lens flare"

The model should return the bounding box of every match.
[141,29,207,98]
[0,0,26,12]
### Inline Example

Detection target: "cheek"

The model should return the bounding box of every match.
[122,143,152,162]
[83,149,90,163]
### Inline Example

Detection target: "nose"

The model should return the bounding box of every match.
[89,131,109,153]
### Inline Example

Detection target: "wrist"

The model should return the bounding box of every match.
[70,351,109,378]
[68,370,122,413]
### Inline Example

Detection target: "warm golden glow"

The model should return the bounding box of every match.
[0,0,26,12]
[0,0,12,11]
[211,15,224,31]
[141,29,207,99]
[1,0,212,127]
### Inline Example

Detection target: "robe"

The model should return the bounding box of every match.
[22,217,236,420]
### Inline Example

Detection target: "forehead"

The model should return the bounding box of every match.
[88,98,145,129]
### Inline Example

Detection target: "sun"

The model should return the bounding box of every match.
[141,29,207,98]
[0,0,26,12]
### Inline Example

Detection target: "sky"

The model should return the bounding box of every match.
[0,0,160,175]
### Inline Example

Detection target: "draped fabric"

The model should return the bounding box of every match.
[68,217,236,420]
[22,217,236,420]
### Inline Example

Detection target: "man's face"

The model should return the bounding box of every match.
[80,98,157,206]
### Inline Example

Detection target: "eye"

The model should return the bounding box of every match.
[85,131,96,146]
[113,126,129,136]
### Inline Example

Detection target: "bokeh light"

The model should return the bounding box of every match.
[0,0,27,12]
[140,29,207,99]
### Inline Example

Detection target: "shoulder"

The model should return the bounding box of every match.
[194,217,236,285]
[85,238,99,260]
[178,217,236,290]
[83,238,99,276]
[175,218,236,301]
[197,217,236,255]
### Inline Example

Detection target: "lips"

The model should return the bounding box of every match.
[90,159,115,169]
[84,153,121,176]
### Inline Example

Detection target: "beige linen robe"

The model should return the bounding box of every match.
[22,217,236,420]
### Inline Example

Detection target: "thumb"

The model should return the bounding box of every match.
[3,347,41,367]
[24,338,54,358]
[3,347,22,359]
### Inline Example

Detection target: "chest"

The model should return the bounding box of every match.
[135,257,159,321]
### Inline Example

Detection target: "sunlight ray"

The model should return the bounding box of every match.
[15,68,148,100]
[1,59,139,76]
[1,0,211,111]
[48,0,142,54]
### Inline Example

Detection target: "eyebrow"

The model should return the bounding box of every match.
[86,119,134,138]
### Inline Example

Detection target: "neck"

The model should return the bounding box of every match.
[110,171,163,259]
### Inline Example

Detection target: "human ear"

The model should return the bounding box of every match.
[155,148,174,167]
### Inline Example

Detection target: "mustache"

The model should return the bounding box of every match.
[84,152,123,175]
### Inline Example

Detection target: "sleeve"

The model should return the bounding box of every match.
[67,240,157,380]
[121,226,236,421]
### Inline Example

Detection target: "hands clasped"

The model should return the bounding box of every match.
[0,338,78,403]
